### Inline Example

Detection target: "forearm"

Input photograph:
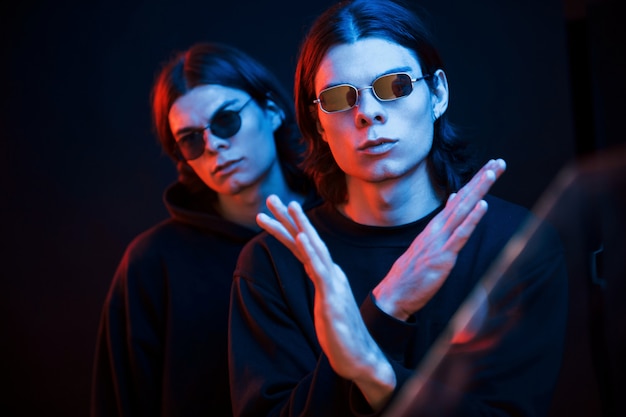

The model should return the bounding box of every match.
[310,263,398,410]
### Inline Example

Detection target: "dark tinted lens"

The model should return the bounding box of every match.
[374,73,413,100]
[210,110,241,139]
[319,85,358,112]
[178,131,206,161]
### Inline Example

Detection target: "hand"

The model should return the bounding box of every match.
[257,196,396,409]
[373,159,506,320]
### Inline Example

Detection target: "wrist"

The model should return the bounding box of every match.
[353,360,396,411]
[372,287,410,321]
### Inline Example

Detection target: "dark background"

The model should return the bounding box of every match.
[1,0,623,416]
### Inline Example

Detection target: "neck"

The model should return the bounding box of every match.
[216,166,304,231]
[339,170,441,226]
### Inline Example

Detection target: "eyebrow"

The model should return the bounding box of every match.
[319,66,416,90]
[173,98,241,138]
[374,66,414,79]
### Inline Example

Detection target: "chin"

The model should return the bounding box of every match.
[367,168,406,183]
[222,180,255,196]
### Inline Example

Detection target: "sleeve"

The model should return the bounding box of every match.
[359,293,420,405]
[229,238,386,417]
[90,240,166,417]
[387,219,569,417]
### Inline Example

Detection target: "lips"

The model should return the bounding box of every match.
[212,157,243,175]
[357,138,397,151]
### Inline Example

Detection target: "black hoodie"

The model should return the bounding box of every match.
[91,182,320,417]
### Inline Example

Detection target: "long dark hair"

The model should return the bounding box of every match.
[152,42,312,196]
[294,0,477,204]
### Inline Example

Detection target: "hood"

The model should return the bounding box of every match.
[163,182,323,243]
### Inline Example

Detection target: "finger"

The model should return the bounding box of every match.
[288,201,334,266]
[474,158,506,181]
[434,166,498,236]
[295,232,327,283]
[463,168,497,200]
[446,162,499,215]
[489,158,507,180]
[265,194,299,238]
[256,213,305,263]
[441,159,503,219]
[445,199,489,254]
[295,232,339,295]
[459,158,505,197]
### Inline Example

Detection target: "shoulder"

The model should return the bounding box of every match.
[458,195,534,258]
[123,219,186,261]
[235,229,305,288]
[481,195,532,236]
[237,230,293,269]
[483,195,560,239]
[481,194,565,262]
[107,219,220,301]
[484,194,530,220]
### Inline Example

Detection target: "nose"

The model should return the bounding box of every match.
[204,131,230,153]
[355,88,386,127]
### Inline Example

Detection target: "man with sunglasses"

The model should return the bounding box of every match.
[228,0,568,416]
[91,42,318,417]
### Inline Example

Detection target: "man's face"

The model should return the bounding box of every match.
[168,84,281,196]
[313,38,447,190]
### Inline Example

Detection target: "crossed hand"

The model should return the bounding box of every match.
[256,158,506,409]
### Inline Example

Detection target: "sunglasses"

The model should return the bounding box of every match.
[175,98,252,161]
[313,72,431,113]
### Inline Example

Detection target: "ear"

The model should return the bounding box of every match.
[265,99,285,132]
[430,69,449,121]
[315,117,329,143]
[308,104,328,142]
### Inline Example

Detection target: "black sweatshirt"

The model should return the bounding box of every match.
[229,195,568,417]
[91,182,319,417]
